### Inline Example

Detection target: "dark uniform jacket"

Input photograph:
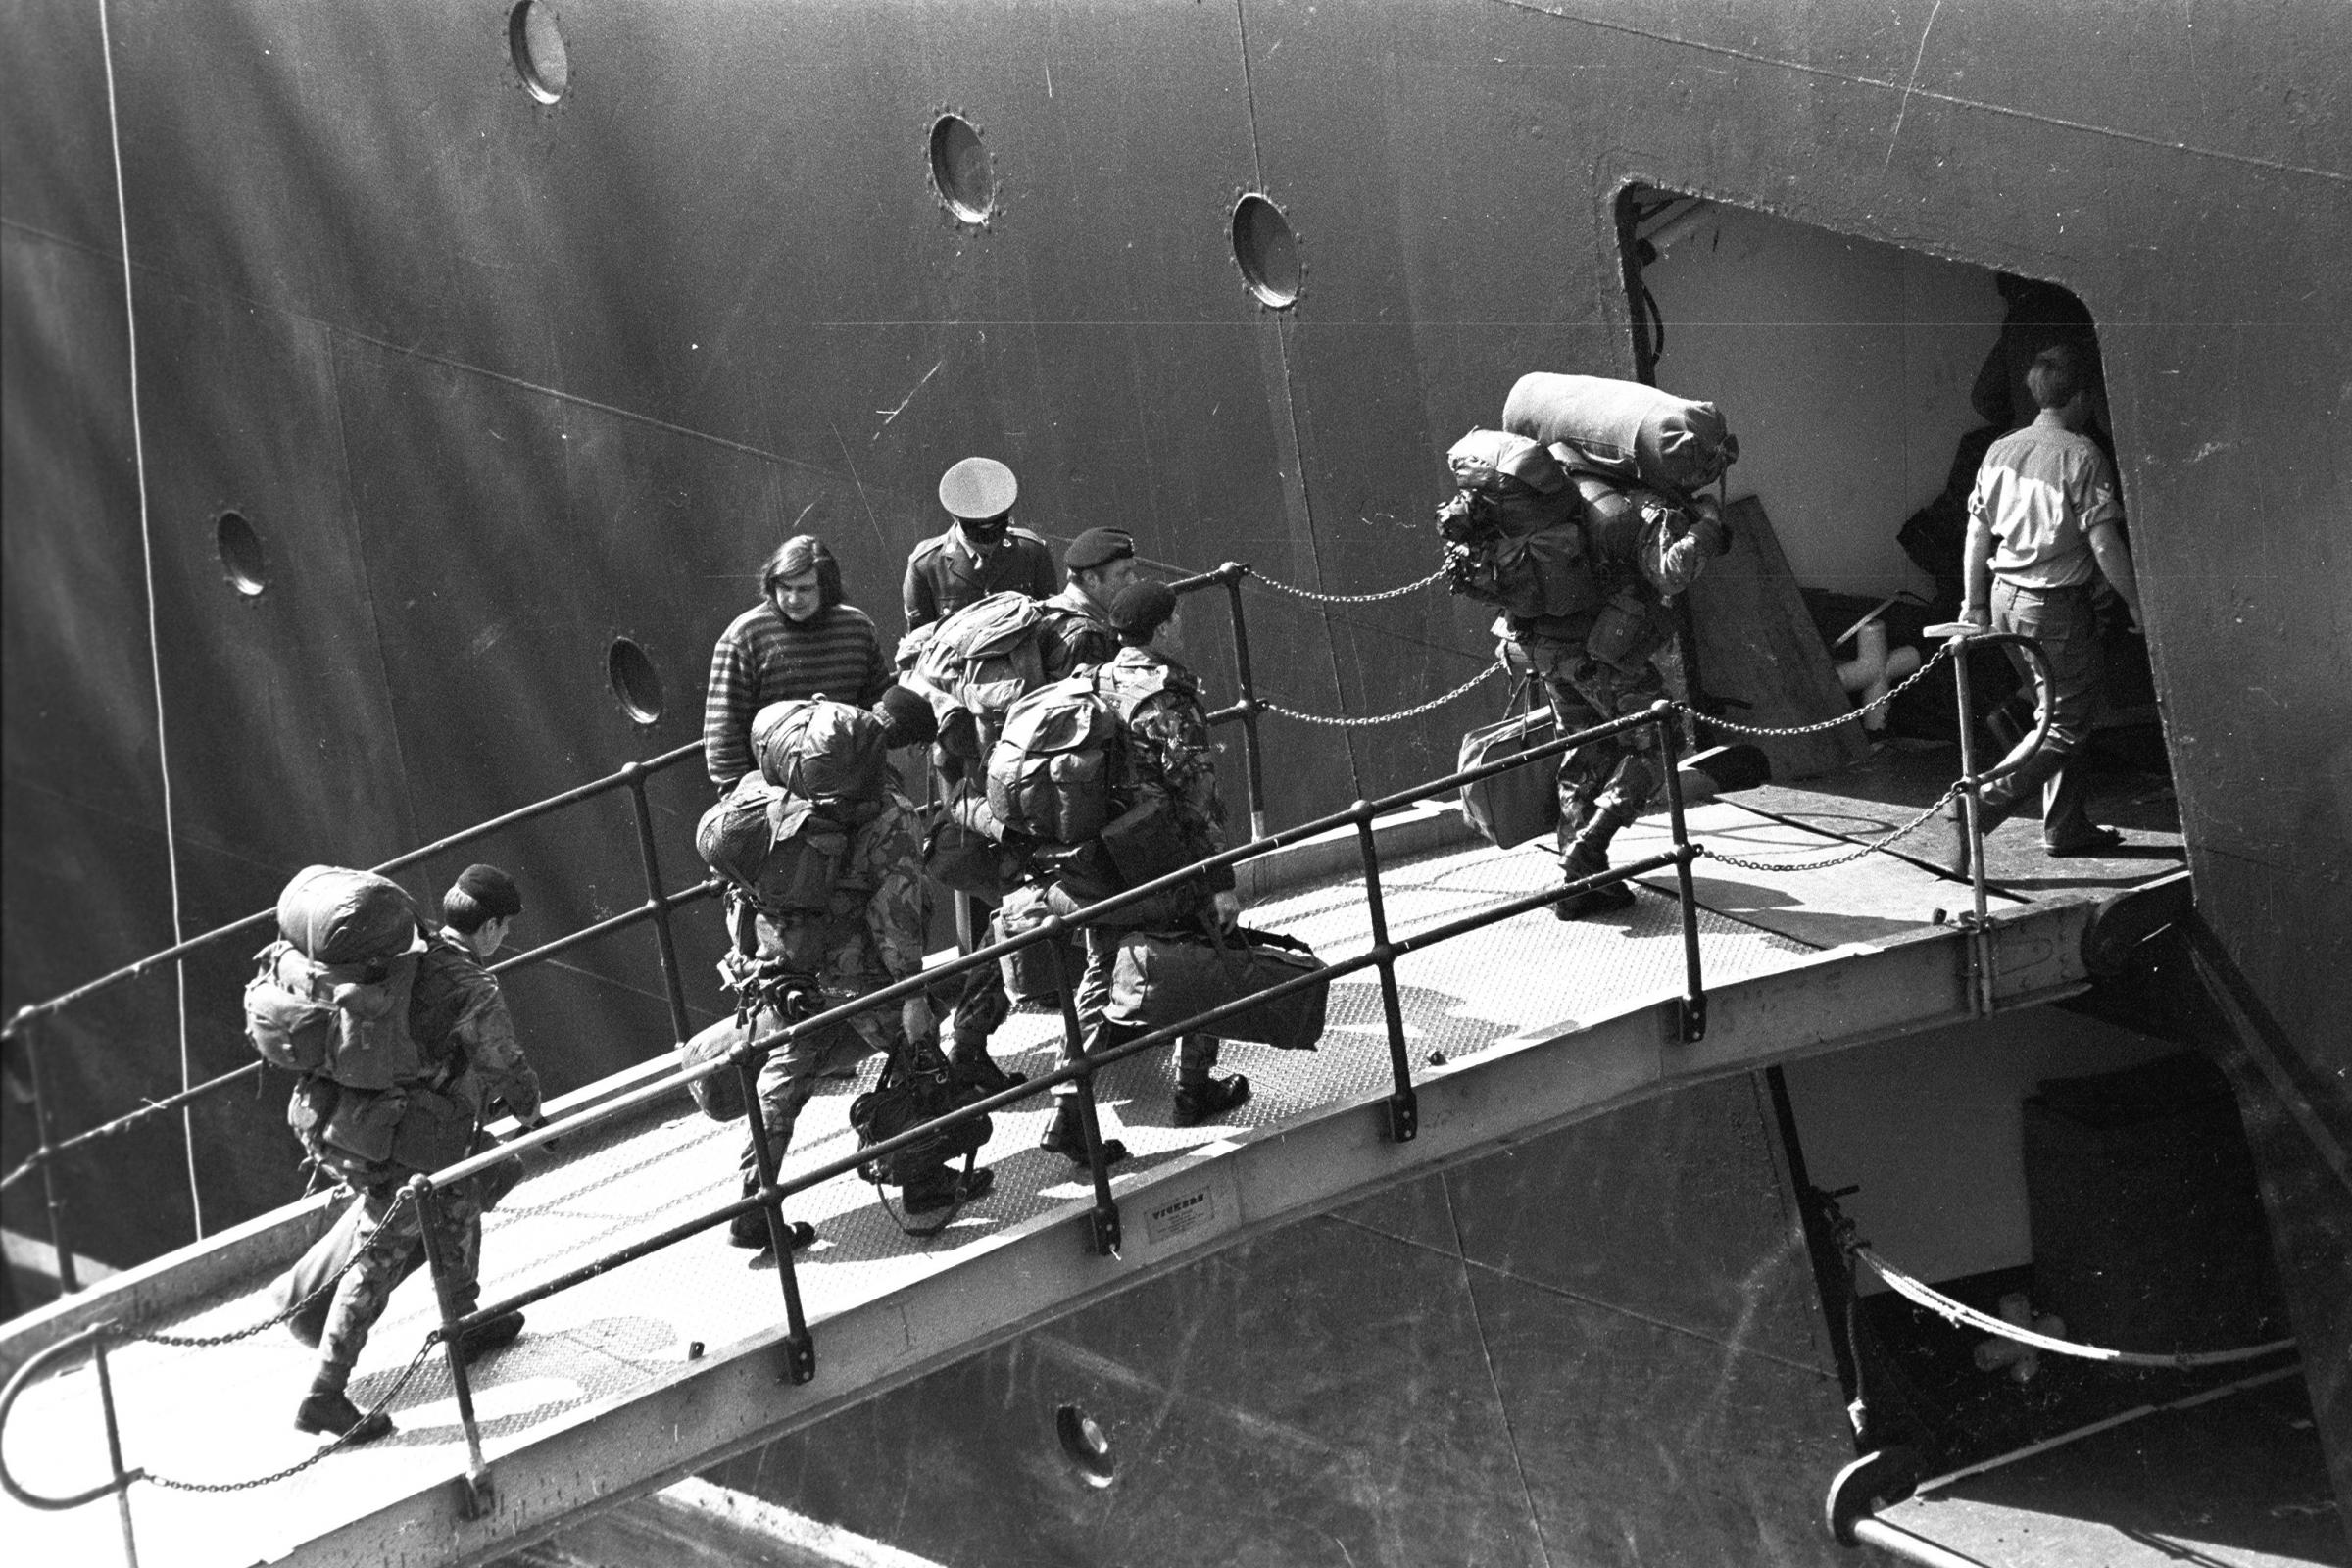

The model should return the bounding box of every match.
[903,525,1057,632]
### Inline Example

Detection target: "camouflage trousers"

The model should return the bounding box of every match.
[318,1175,486,1387]
[1519,638,1664,855]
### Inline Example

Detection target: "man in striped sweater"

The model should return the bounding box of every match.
[704,535,894,793]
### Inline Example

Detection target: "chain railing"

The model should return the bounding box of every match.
[0,560,2056,1540]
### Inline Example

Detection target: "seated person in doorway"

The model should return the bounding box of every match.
[1950,342,2143,871]
[704,533,894,794]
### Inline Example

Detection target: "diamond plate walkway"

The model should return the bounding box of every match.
[0,798,2145,1568]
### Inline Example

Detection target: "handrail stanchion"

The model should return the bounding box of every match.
[1350,805,1418,1142]
[1045,930,1121,1255]
[1219,563,1271,840]
[92,1337,140,1566]
[734,1044,816,1383]
[411,1177,495,1519]
[19,1017,81,1298]
[621,761,694,1048]
[1652,704,1707,1043]
[1944,631,1995,1015]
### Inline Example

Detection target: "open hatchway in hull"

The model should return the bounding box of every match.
[4,0,2348,1556]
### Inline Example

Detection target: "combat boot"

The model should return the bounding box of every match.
[459,1310,526,1364]
[947,1038,1027,1096]
[1039,1100,1128,1167]
[1554,808,1637,919]
[1173,1075,1251,1127]
[295,1376,393,1445]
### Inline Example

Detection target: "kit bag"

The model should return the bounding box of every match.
[1501,371,1740,496]
[246,940,425,1090]
[1436,429,1600,620]
[678,1015,753,1123]
[1458,679,1561,849]
[907,592,1054,762]
[1105,924,1329,1051]
[696,774,859,916]
[986,675,1118,846]
[849,1047,992,1188]
[276,865,419,966]
[922,785,1022,899]
[753,698,891,808]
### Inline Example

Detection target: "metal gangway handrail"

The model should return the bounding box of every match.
[0,564,1289,1296]
[0,563,2050,1554]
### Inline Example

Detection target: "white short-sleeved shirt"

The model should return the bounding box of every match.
[1968,416,2124,589]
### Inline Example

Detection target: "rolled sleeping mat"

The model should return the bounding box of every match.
[1501,371,1739,496]
[275,865,419,966]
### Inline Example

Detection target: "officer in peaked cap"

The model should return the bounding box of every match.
[902,456,1057,633]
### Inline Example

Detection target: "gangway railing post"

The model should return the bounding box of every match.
[95,1337,139,1566]
[732,1047,817,1383]
[1044,930,1122,1255]
[1217,563,1271,840]
[1652,703,1707,1044]
[1350,805,1418,1142]
[16,1015,81,1299]
[1945,633,1996,1015]
[412,1176,495,1520]
[621,761,695,1049]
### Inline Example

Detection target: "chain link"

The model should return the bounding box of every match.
[143,1336,440,1493]
[1260,662,1502,728]
[137,1188,411,1349]
[1682,638,1956,739]
[1697,780,1964,873]
[1247,565,1449,604]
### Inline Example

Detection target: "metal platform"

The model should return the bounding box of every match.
[0,799,2177,1568]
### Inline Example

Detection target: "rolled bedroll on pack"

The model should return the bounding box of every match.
[274,865,418,966]
[1501,371,1739,495]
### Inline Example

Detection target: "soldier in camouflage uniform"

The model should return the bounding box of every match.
[724,691,991,1244]
[1502,481,1729,918]
[295,864,546,1444]
[1040,581,1250,1159]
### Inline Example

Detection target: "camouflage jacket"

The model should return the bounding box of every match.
[411,933,544,1125]
[1096,647,1235,893]
[741,792,927,998]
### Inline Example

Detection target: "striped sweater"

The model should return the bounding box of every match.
[702,602,893,789]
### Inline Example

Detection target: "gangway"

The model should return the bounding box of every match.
[4,612,2174,1568]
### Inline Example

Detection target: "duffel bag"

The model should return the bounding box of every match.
[1502,371,1739,496]
[679,1016,752,1123]
[850,1051,991,1188]
[1458,689,1560,849]
[276,865,419,966]
[1105,924,1328,1051]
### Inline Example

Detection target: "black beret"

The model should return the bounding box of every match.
[872,684,940,748]
[1107,581,1179,639]
[452,863,522,919]
[1062,527,1136,572]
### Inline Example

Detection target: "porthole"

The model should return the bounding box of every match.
[928,114,995,223]
[215,512,269,597]
[509,0,569,105]
[1230,193,1299,308]
[607,637,663,725]
[1054,1404,1115,1488]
